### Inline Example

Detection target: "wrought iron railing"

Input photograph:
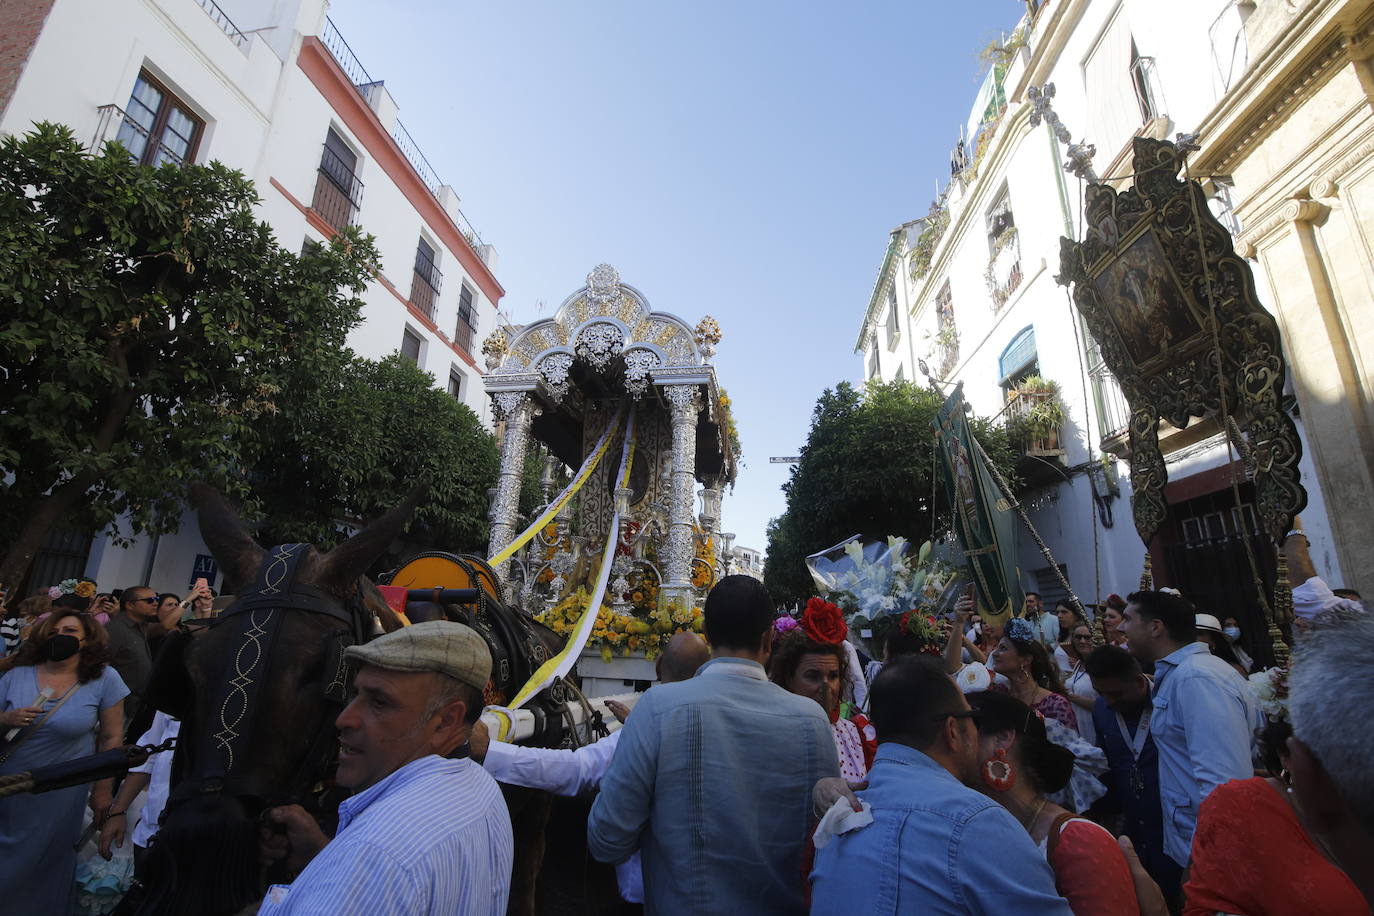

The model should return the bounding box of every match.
[454,308,476,353]
[1131,55,1164,122]
[195,0,248,49]
[90,104,188,166]
[410,254,443,319]
[321,17,374,88]
[1000,388,1065,455]
[311,145,364,228]
[1090,362,1131,445]
[318,17,487,249]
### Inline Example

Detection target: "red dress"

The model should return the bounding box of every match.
[1044,816,1140,915]
[1185,777,1369,916]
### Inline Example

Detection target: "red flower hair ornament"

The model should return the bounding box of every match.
[801,597,848,645]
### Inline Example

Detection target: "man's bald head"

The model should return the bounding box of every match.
[657,632,711,684]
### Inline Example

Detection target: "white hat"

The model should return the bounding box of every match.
[1195,613,1224,635]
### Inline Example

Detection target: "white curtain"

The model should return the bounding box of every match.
[1082,6,1140,160]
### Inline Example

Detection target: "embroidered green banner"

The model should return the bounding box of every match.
[933,384,1019,625]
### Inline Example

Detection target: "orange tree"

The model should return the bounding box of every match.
[0,124,377,592]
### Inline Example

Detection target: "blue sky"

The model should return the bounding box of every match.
[327,0,1022,554]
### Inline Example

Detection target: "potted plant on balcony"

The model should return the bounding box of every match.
[1012,375,1067,453]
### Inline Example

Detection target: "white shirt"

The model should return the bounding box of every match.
[482,730,642,904]
[260,755,512,915]
[129,712,181,848]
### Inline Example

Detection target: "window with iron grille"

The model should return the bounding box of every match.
[409,236,442,319]
[885,283,901,350]
[312,128,364,229]
[400,326,422,365]
[935,280,958,375]
[448,367,464,399]
[116,71,204,166]
[455,285,477,353]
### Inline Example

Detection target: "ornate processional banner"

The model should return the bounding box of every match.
[933,385,1019,624]
[1056,137,1306,544]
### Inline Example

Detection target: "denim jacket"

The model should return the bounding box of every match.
[810,743,1071,915]
[1150,642,1258,866]
[587,657,838,915]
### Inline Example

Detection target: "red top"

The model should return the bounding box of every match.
[1047,817,1140,915]
[1185,777,1369,916]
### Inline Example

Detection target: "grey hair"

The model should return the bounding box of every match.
[420,673,483,727]
[1288,609,1374,833]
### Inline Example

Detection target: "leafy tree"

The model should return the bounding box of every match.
[249,354,500,560]
[763,380,1018,607]
[0,124,378,592]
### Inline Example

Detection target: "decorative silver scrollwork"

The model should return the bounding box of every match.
[575,322,625,372]
[492,390,528,420]
[585,263,622,312]
[623,348,661,398]
[538,352,575,403]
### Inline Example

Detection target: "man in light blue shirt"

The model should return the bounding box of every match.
[811,655,1071,915]
[588,576,839,915]
[258,621,513,915]
[471,631,711,905]
[1119,590,1257,868]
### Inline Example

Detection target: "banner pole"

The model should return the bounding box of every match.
[966,433,1088,622]
[925,376,1088,621]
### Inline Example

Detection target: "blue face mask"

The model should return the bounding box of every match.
[1222,627,1241,641]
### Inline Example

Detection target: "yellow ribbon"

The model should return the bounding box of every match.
[506,408,637,711]
[487,404,626,568]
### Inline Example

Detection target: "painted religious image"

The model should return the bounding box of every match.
[1091,229,1203,369]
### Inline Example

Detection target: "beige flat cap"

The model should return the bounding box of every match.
[344,620,491,692]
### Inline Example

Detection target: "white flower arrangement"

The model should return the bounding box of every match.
[1248,666,1290,721]
[806,535,964,621]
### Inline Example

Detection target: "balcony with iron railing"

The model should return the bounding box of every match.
[1000,388,1066,458]
[986,230,1023,312]
[409,255,443,320]
[312,145,364,229]
[90,104,188,166]
[194,0,248,50]
[1090,361,1132,454]
[454,310,476,354]
[318,17,487,249]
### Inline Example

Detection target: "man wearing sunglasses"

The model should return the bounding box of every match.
[810,655,1071,914]
[106,585,160,740]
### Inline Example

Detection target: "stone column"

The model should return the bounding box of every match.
[488,391,539,584]
[660,384,702,606]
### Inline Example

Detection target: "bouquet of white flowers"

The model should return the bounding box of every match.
[806,535,966,621]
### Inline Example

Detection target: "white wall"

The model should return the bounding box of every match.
[4,0,505,590]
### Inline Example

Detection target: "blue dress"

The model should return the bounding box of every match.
[0,665,128,916]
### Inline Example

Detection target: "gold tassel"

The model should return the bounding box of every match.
[1269,551,1292,667]
[1139,551,1154,591]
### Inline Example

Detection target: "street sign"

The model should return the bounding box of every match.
[769,456,801,464]
[190,554,218,590]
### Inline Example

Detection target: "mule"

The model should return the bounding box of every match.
[121,483,416,916]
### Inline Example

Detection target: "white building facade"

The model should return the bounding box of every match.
[858,0,1356,652]
[1,0,506,594]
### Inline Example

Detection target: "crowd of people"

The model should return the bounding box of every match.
[0,577,223,914]
[0,524,1371,915]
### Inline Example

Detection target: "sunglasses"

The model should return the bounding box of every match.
[132,596,159,604]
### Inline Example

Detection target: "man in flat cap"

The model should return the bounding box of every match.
[258,621,513,915]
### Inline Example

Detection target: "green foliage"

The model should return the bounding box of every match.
[249,354,499,557]
[763,380,1018,607]
[0,123,379,588]
[909,203,950,282]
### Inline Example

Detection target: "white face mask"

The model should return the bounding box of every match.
[1222,627,1241,640]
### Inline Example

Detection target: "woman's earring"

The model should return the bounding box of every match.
[983,747,1015,791]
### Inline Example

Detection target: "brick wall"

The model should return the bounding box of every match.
[0,0,57,121]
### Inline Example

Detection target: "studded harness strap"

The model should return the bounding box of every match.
[188,544,364,800]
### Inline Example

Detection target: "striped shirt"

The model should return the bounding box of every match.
[259,754,513,915]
